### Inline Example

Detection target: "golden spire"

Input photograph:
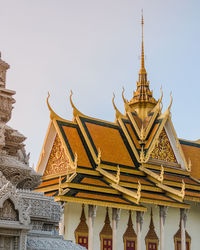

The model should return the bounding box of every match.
[139,10,147,76]
[138,10,147,82]
[127,11,157,119]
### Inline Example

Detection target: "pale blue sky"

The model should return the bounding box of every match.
[0,0,199,166]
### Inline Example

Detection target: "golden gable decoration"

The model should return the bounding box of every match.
[150,129,177,163]
[44,135,71,176]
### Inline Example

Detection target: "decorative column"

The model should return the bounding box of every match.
[59,202,65,236]
[136,211,144,250]
[14,236,19,250]
[180,208,188,250]
[88,205,97,250]
[159,206,168,250]
[112,208,121,250]
[19,230,27,250]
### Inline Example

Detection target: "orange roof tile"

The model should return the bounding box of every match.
[145,123,159,149]
[62,125,92,168]
[81,177,109,187]
[75,192,129,204]
[185,190,200,198]
[85,122,135,167]
[163,174,200,186]
[141,192,172,202]
[120,175,154,186]
[180,142,200,179]
[125,123,141,149]
[37,176,64,188]
[132,113,142,129]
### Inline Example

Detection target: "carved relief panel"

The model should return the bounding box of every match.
[0,236,15,250]
[150,129,177,163]
[44,135,72,176]
[0,199,18,221]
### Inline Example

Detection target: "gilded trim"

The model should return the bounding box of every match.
[54,196,147,211]
[118,117,140,162]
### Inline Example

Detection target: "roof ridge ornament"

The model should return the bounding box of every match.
[158,165,164,183]
[122,87,128,104]
[112,93,127,121]
[186,158,192,172]
[47,92,67,121]
[110,179,142,204]
[160,92,173,119]
[139,146,148,163]
[180,179,185,199]
[69,90,86,119]
[97,148,101,165]
[136,180,142,203]
[168,92,173,112]
[116,165,120,185]
[122,87,133,113]
[73,152,78,170]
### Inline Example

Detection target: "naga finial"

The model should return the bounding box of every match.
[180,179,185,199]
[46,92,64,120]
[159,165,164,183]
[158,87,163,105]
[69,90,85,118]
[122,87,128,104]
[97,148,101,165]
[73,152,78,170]
[136,181,141,203]
[116,165,120,185]
[58,176,63,195]
[187,158,192,172]
[112,92,126,120]
[168,92,173,112]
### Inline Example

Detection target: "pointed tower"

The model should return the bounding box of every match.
[128,13,157,120]
[74,204,88,248]
[123,210,137,249]
[145,209,159,249]
[100,208,112,250]
[0,53,15,124]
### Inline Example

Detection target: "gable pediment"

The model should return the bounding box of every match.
[150,128,178,164]
[44,134,72,177]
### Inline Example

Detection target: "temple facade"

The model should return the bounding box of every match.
[36,15,200,250]
[0,53,86,250]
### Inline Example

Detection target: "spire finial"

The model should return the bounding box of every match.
[140,9,146,75]
[141,9,144,70]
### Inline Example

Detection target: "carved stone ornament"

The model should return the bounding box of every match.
[44,135,72,176]
[0,163,41,190]
[0,171,31,226]
[27,236,86,250]
[150,129,177,163]
[0,199,18,221]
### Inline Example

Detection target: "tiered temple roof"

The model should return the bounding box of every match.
[36,14,200,211]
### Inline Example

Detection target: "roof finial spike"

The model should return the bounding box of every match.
[141,9,145,71]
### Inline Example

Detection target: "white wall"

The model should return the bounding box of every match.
[63,202,200,250]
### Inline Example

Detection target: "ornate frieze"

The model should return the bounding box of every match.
[150,129,177,163]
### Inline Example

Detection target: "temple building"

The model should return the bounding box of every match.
[0,52,86,249]
[36,15,200,250]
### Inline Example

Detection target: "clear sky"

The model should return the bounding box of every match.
[1,0,199,166]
